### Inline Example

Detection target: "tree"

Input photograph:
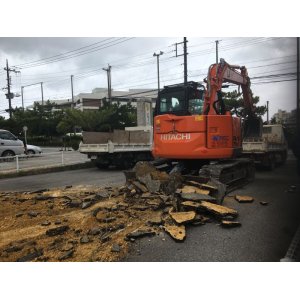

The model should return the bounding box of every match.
[56,102,137,134]
[0,101,64,138]
[222,90,267,118]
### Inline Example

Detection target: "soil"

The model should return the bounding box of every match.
[0,186,162,262]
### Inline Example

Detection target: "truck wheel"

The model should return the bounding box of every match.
[281,150,287,165]
[267,155,276,171]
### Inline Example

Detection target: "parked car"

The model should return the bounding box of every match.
[26,144,43,155]
[0,129,25,157]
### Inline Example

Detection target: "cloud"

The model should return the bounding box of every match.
[0,37,297,119]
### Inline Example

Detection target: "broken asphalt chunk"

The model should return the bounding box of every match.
[200,201,238,219]
[180,193,217,203]
[221,220,241,228]
[15,212,24,218]
[132,181,148,193]
[82,201,93,209]
[169,210,196,224]
[41,221,51,226]
[177,185,210,195]
[46,225,70,237]
[111,243,121,253]
[100,232,111,243]
[126,228,155,239]
[27,211,38,218]
[17,249,43,262]
[59,249,74,261]
[88,227,102,235]
[235,195,254,203]
[164,224,186,241]
[69,199,82,207]
[80,235,90,244]
[5,244,24,253]
[146,215,163,226]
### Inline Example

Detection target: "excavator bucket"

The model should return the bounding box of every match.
[243,116,263,139]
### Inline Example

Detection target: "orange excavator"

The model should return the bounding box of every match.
[152,58,262,186]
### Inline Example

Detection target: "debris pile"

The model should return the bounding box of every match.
[0,162,243,262]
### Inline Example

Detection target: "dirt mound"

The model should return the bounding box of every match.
[0,163,241,262]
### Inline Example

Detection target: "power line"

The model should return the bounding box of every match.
[13,37,115,68]
[14,38,135,69]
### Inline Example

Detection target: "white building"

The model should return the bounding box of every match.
[27,88,157,111]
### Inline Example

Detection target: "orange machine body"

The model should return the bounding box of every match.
[152,114,242,159]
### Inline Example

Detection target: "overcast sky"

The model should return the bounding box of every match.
[0,37,297,120]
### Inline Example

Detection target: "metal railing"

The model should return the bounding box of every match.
[0,150,88,173]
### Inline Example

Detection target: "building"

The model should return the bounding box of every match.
[26,88,157,111]
[74,88,157,111]
[273,109,297,125]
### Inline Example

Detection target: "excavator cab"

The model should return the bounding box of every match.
[155,81,205,117]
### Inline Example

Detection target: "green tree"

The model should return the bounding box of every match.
[222,90,267,117]
[56,102,137,134]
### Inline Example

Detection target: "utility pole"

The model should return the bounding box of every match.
[297,37,299,137]
[266,100,269,124]
[183,37,188,85]
[71,75,74,109]
[108,65,112,102]
[40,82,44,106]
[215,40,219,65]
[215,40,220,74]
[174,37,188,85]
[21,86,24,110]
[4,60,19,118]
[103,65,112,102]
[5,60,12,118]
[153,51,164,91]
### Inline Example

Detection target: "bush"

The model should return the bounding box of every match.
[62,135,82,151]
[26,136,63,147]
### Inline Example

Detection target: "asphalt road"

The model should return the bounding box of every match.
[0,155,299,261]
[0,167,125,192]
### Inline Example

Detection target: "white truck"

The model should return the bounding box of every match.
[79,100,154,169]
[242,124,288,170]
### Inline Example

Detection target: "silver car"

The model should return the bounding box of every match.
[26,144,42,155]
[0,129,25,157]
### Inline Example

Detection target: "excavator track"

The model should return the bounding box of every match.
[149,157,255,198]
[198,158,255,192]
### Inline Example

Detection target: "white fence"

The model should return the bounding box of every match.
[0,150,89,174]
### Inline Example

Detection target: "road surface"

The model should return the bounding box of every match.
[0,155,299,261]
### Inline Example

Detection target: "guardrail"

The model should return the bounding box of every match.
[0,151,77,173]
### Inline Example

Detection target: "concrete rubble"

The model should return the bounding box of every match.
[0,161,246,262]
[235,195,254,203]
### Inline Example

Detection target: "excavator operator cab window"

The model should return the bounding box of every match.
[188,88,204,115]
[159,90,185,113]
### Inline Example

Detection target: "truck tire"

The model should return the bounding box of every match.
[281,150,287,165]
[267,154,276,171]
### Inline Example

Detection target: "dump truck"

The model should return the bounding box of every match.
[79,100,154,169]
[242,124,288,170]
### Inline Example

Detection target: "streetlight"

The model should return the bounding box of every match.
[153,51,164,91]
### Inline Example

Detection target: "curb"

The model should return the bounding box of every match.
[0,161,94,179]
[280,223,300,262]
